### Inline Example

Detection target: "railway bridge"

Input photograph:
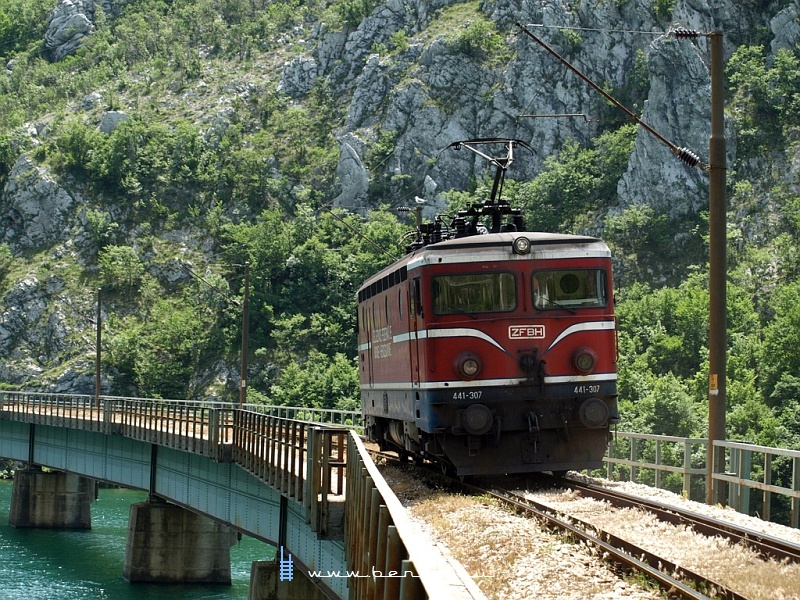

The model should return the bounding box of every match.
[0,391,484,600]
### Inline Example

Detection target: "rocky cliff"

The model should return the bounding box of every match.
[35,0,796,212]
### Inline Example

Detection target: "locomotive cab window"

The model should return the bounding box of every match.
[433,272,516,315]
[532,269,607,310]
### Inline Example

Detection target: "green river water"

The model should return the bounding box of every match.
[0,480,276,599]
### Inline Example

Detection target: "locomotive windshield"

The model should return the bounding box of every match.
[533,269,607,310]
[433,272,516,315]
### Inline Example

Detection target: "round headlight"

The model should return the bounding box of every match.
[455,353,481,380]
[572,347,598,374]
[512,236,531,255]
[462,358,479,377]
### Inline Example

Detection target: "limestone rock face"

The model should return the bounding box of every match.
[98,110,129,133]
[0,276,55,386]
[617,34,714,218]
[43,0,130,62]
[316,0,744,211]
[0,277,45,357]
[332,134,370,208]
[0,270,104,392]
[771,3,800,54]
[278,57,321,98]
[44,0,96,62]
[0,156,97,391]
[1,156,75,250]
[34,0,768,221]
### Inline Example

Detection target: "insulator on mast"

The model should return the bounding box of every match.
[672,27,701,39]
[676,147,701,168]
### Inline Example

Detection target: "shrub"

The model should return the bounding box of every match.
[98,245,145,292]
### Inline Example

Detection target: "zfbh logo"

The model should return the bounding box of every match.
[509,325,545,339]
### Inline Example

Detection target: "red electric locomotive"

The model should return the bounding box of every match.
[357,139,619,476]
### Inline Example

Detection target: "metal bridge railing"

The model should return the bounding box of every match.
[712,439,800,529]
[603,432,707,498]
[110,396,236,460]
[0,392,357,515]
[243,403,364,435]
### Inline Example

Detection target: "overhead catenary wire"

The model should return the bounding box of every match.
[524,23,706,38]
[517,113,591,122]
[526,23,664,35]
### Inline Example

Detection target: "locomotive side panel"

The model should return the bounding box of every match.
[359,264,421,426]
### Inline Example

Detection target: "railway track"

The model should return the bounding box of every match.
[560,476,800,566]
[369,449,800,599]
[468,478,743,600]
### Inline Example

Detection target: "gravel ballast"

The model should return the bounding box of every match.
[379,465,800,600]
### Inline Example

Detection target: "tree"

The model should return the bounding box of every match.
[105,298,215,399]
[268,350,359,409]
[760,280,800,404]
[726,45,800,157]
[132,299,209,398]
[52,119,104,177]
[511,124,636,233]
[0,0,51,55]
[446,19,506,61]
[615,277,709,380]
[617,368,698,438]
[98,245,146,292]
[0,9,11,56]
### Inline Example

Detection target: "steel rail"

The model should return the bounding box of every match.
[563,477,800,565]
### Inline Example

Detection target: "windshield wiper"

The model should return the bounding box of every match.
[549,301,576,314]
[449,307,479,319]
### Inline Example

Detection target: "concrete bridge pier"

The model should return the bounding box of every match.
[123,497,237,584]
[9,468,95,529]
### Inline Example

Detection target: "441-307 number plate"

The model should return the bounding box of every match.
[452,391,483,400]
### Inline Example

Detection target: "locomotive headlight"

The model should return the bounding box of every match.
[572,346,598,374]
[578,398,609,429]
[512,236,531,255]
[462,358,480,377]
[455,352,481,380]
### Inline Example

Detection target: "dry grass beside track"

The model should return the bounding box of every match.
[381,465,664,600]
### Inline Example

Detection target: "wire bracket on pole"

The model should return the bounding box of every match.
[515,22,711,173]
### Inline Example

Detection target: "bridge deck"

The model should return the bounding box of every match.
[0,391,485,600]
